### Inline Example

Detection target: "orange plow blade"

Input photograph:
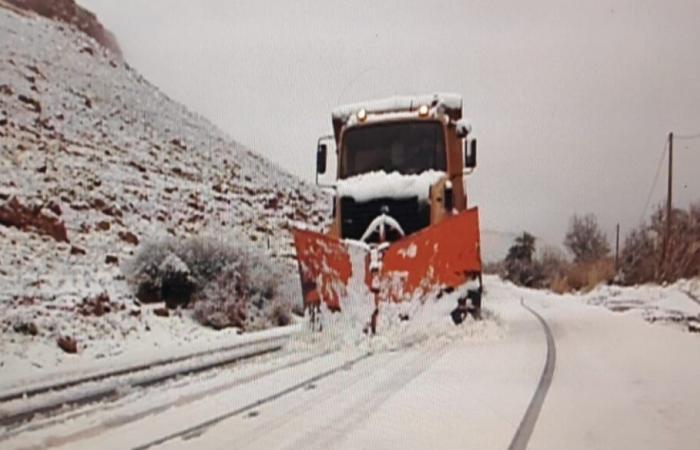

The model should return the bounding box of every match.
[292,229,355,311]
[292,207,481,311]
[378,207,482,301]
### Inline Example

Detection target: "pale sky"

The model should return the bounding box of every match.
[80,0,700,253]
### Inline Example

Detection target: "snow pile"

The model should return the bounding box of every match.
[573,278,700,333]
[291,242,502,354]
[370,287,502,351]
[337,170,445,203]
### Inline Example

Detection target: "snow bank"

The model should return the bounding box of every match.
[570,277,700,333]
[291,245,502,355]
[337,170,445,203]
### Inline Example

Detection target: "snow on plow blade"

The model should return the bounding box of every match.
[292,229,355,311]
[378,207,482,301]
[293,208,481,310]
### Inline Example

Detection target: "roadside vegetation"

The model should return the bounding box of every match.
[123,235,298,331]
[490,202,700,293]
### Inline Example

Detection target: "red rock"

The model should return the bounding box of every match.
[102,205,122,217]
[0,197,69,242]
[47,201,62,216]
[70,245,86,255]
[90,197,106,210]
[153,307,169,317]
[57,336,78,354]
[264,197,280,210]
[95,220,111,231]
[79,292,112,316]
[118,230,139,245]
[18,94,41,113]
[129,160,147,173]
[170,138,186,149]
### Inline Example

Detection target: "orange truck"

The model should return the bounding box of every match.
[293,93,482,328]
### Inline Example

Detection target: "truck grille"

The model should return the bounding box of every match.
[340,197,430,242]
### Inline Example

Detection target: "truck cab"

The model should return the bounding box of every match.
[316,93,477,243]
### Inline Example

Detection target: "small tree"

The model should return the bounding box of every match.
[564,213,610,263]
[504,232,542,287]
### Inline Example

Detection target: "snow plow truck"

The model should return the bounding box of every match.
[293,93,482,330]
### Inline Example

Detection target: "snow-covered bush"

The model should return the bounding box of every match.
[192,250,291,331]
[124,234,298,330]
[122,237,185,305]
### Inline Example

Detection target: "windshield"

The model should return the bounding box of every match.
[340,121,446,178]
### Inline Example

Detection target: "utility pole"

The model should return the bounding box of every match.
[660,132,673,279]
[614,223,620,271]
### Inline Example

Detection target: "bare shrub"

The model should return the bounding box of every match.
[549,276,572,294]
[539,246,568,286]
[620,224,658,285]
[565,259,615,292]
[620,202,699,285]
[564,213,610,263]
[653,203,700,281]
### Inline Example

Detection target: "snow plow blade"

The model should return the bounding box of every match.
[293,207,481,311]
[378,207,482,301]
[292,229,355,311]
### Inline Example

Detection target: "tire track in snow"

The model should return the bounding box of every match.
[132,352,373,450]
[284,344,449,450]
[508,298,556,450]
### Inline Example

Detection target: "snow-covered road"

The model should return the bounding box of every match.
[4,278,700,450]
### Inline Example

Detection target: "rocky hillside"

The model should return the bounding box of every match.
[2,0,121,56]
[0,6,328,370]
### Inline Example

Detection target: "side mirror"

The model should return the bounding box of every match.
[316,143,327,176]
[464,139,477,169]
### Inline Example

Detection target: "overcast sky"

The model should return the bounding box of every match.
[80,0,700,252]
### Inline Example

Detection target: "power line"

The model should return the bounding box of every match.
[638,139,667,224]
[674,131,700,140]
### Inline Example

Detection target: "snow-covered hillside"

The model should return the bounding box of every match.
[0,7,328,373]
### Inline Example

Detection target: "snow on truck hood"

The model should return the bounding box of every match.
[336,170,446,203]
